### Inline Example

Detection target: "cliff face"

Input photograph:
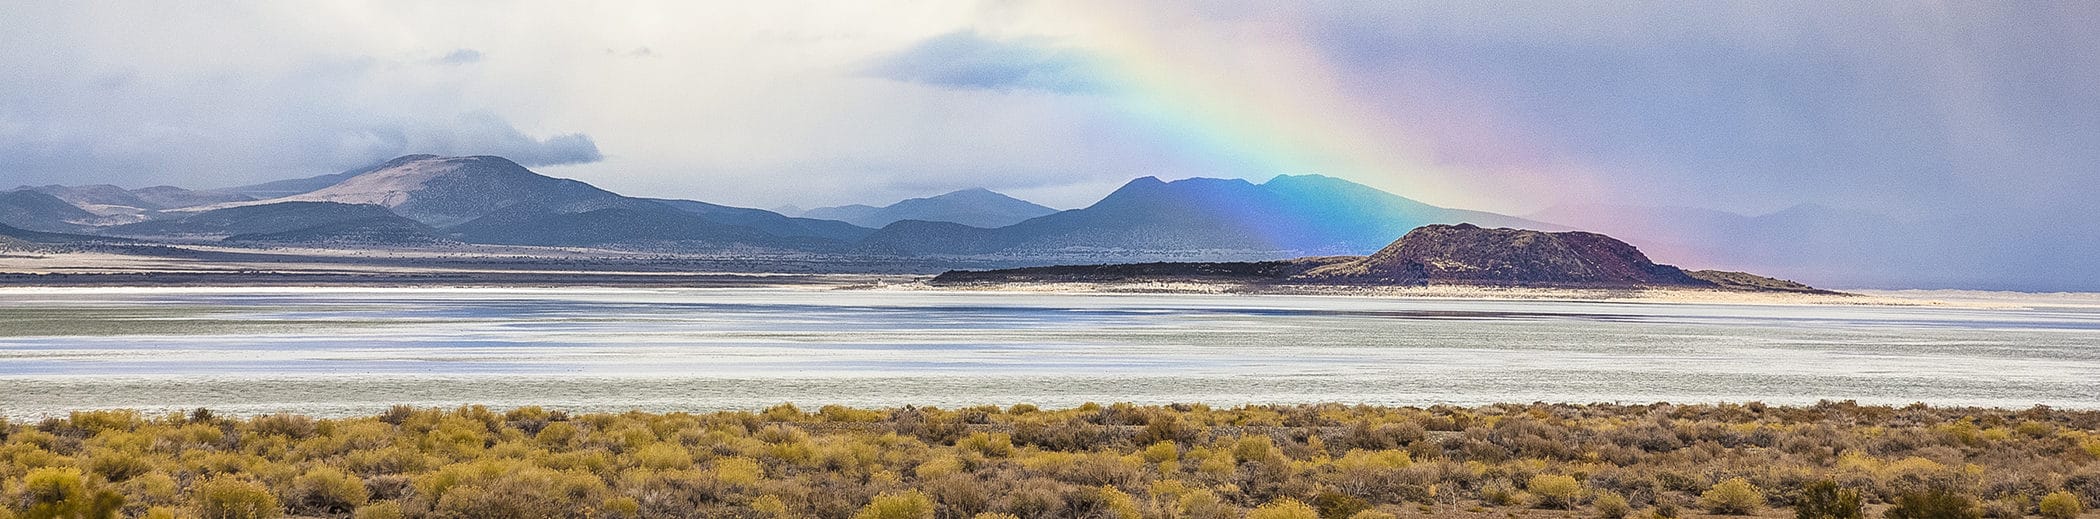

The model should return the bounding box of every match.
[1299,224,1705,287]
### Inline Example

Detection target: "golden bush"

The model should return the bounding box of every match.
[1699,477,1763,515]
[2039,490,2084,519]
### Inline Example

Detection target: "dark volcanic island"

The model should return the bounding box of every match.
[933,223,1831,293]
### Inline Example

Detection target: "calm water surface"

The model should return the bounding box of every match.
[2,287,2097,417]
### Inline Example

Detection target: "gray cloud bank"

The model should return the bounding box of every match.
[1,2,2095,290]
[0,4,600,188]
[863,31,1106,94]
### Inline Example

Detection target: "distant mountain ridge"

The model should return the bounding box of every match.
[802,188,1057,228]
[0,190,100,232]
[860,174,1551,259]
[21,184,253,213]
[9,155,1695,277]
[181,155,870,250]
[104,201,439,243]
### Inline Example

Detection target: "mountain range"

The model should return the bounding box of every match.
[2,154,1553,264]
[857,174,1549,259]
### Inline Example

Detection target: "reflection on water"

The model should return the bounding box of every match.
[2,287,2098,417]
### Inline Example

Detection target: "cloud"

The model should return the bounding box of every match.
[436,112,602,166]
[863,31,1107,93]
[435,48,483,65]
[326,112,603,168]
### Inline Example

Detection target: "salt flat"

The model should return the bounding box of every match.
[3,286,2096,418]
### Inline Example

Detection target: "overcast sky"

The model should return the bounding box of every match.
[3,0,2095,228]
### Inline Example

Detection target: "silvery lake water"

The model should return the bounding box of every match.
[3,287,2098,418]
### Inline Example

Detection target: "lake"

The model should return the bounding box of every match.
[3,287,2097,418]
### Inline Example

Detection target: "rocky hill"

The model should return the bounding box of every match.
[1298,224,1707,286]
[935,224,1828,293]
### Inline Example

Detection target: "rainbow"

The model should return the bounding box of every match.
[1026,3,1493,211]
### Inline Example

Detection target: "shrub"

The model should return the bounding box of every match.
[1795,480,1863,519]
[85,449,152,482]
[1099,486,1143,519]
[250,413,316,439]
[1332,449,1412,472]
[1310,491,1371,519]
[193,476,282,519]
[1884,489,1981,519]
[1246,499,1320,519]
[1652,500,1683,518]
[420,463,608,518]
[854,491,934,519]
[1142,440,1179,464]
[1981,497,2029,519]
[288,465,369,514]
[1178,489,1237,519]
[18,467,125,519]
[760,403,806,422]
[1594,491,1632,519]
[1700,478,1763,515]
[1234,436,1277,463]
[1481,480,1532,507]
[352,501,405,519]
[633,443,692,470]
[2039,491,2084,519]
[1528,474,1583,509]
[752,495,794,519]
[957,432,1014,458]
[602,496,641,518]
[714,456,764,486]
[535,421,579,447]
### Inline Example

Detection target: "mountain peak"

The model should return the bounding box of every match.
[802,186,1056,228]
[384,153,441,162]
[1262,173,1343,185]
[930,187,1006,200]
[254,154,618,227]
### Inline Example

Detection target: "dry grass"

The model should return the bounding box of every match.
[1,401,2096,518]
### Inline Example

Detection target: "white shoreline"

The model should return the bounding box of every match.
[870,280,2021,308]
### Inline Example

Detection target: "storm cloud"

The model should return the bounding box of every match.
[864,31,1106,94]
[0,1,2095,289]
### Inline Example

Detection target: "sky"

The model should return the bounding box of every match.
[2,1,2097,288]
